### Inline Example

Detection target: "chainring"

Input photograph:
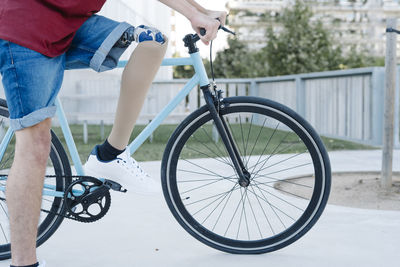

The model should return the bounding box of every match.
[64,176,111,223]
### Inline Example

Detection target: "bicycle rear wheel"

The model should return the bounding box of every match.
[0,98,72,260]
[161,96,331,254]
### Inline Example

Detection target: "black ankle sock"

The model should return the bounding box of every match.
[97,139,125,161]
[11,263,39,267]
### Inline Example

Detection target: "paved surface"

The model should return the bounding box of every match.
[3,150,400,267]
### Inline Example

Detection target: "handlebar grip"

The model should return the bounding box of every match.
[200,28,206,36]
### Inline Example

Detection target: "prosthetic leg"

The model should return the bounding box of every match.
[108,37,168,150]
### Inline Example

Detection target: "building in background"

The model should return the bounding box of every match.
[227,0,400,57]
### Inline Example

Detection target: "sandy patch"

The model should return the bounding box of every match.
[276,172,400,211]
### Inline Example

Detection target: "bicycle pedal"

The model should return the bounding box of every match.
[104,179,127,193]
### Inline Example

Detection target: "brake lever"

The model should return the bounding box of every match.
[199,25,236,37]
[216,18,236,36]
[221,26,236,36]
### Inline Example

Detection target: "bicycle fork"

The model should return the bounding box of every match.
[200,85,251,187]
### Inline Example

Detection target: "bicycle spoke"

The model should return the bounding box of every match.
[252,180,305,211]
[0,223,8,243]
[0,199,9,219]
[181,159,230,180]
[224,116,246,165]
[192,188,234,216]
[236,187,250,240]
[0,150,14,171]
[224,187,246,237]
[250,130,290,179]
[254,179,309,201]
[236,187,245,239]
[177,168,235,180]
[251,175,312,188]
[239,115,247,161]
[185,184,240,206]
[249,140,304,178]
[243,189,251,240]
[184,145,233,168]
[179,177,235,183]
[246,117,268,167]
[191,131,232,166]
[251,183,291,227]
[212,182,238,231]
[200,184,240,225]
[254,151,307,176]
[180,176,230,195]
[199,126,233,166]
[243,115,254,167]
[247,184,275,235]
[249,123,280,177]
[251,183,295,223]
[262,162,312,177]
[245,188,263,239]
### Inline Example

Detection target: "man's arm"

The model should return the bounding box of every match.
[185,0,227,26]
[158,0,223,45]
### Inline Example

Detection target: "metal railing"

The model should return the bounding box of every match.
[0,66,399,147]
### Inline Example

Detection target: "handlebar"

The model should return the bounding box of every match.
[193,25,236,43]
[183,24,235,54]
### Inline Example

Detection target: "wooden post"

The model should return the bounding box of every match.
[100,120,105,140]
[83,120,88,145]
[149,120,153,143]
[382,18,397,190]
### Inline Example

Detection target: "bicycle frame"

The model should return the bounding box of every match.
[0,51,209,198]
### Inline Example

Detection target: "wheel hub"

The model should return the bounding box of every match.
[239,170,251,187]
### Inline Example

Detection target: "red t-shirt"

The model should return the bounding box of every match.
[0,0,106,57]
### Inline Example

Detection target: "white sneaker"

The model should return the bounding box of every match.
[84,146,161,195]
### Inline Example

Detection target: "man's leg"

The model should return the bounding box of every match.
[83,24,168,192]
[7,118,52,266]
[107,40,168,150]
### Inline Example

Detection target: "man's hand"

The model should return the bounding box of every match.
[205,10,228,27]
[190,12,220,45]
[157,0,228,45]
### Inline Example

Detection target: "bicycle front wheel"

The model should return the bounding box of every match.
[161,96,331,254]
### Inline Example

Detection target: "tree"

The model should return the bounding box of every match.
[210,38,268,78]
[264,0,383,76]
[173,39,269,79]
[174,0,383,79]
[264,1,343,76]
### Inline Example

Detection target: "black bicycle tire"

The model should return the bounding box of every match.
[161,96,331,254]
[0,99,72,260]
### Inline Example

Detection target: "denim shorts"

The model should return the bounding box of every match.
[0,15,132,131]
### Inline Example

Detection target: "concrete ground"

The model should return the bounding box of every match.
[3,150,400,267]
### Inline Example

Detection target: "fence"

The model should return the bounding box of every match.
[0,66,399,147]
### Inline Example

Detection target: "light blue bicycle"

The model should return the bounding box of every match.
[0,28,331,258]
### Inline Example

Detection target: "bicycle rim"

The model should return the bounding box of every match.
[0,99,71,259]
[162,96,331,254]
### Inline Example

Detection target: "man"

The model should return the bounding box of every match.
[0,0,227,266]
